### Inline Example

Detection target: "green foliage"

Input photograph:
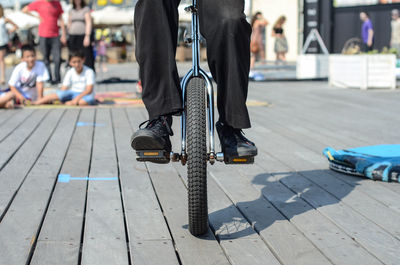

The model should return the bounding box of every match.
[361,47,398,55]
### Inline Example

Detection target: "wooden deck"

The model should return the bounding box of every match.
[1,65,400,264]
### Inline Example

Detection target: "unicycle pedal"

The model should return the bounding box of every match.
[224,155,255,165]
[136,150,170,164]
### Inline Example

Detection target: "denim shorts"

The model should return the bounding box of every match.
[57,90,96,105]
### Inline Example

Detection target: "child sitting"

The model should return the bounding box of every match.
[34,49,96,106]
[0,45,49,108]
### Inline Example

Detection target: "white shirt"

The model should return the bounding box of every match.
[8,61,49,100]
[63,66,95,93]
[391,19,400,45]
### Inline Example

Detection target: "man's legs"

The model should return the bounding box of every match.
[199,0,257,160]
[199,0,252,129]
[50,37,62,83]
[131,0,181,162]
[132,0,256,162]
[134,0,182,120]
[39,37,53,82]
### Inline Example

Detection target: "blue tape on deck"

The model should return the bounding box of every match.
[58,174,71,183]
[58,174,118,183]
[76,122,106,127]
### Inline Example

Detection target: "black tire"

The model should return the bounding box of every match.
[186,77,208,236]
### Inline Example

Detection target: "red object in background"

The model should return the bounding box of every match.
[136,80,142,94]
[28,0,63,38]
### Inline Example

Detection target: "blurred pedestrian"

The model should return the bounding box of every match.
[391,9,400,57]
[360,11,374,52]
[250,12,268,72]
[68,0,95,70]
[272,15,288,64]
[0,4,18,85]
[23,0,67,85]
[97,36,108,72]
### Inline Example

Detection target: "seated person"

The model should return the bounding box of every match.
[0,45,49,108]
[34,49,96,106]
[0,90,14,109]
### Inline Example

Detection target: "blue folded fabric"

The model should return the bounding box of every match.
[323,145,400,182]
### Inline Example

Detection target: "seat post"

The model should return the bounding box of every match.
[191,0,201,77]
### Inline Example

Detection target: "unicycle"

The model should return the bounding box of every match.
[176,0,255,236]
[136,0,255,237]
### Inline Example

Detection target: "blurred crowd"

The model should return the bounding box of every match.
[359,9,400,56]
[0,0,101,108]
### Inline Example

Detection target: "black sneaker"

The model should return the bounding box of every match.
[216,121,257,160]
[131,115,173,163]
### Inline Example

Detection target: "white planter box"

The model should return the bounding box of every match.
[296,54,329,79]
[329,54,397,90]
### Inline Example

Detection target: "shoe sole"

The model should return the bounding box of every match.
[131,135,170,164]
[223,147,257,165]
[225,155,255,164]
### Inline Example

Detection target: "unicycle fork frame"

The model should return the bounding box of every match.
[180,0,221,165]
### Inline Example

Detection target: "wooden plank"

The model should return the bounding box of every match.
[250,85,398,144]
[305,91,400,126]
[170,118,332,265]
[146,163,230,265]
[212,161,382,265]
[278,172,400,265]
[0,109,63,217]
[30,109,95,265]
[130,240,178,265]
[0,109,48,170]
[0,109,34,142]
[112,108,179,265]
[29,241,79,265]
[251,110,400,237]
[171,160,282,265]
[252,108,400,209]
[81,108,129,265]
[0,109,17,126]
[247,124,400,265]
[254,90,400,204]
[207,164,332,265]
[285,93,397,142]
[207,176,284,265]
[0,109,78,265]
[169,118,306,265]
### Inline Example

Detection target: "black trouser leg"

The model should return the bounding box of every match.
[39,37,52,81]
[134,0,251,129]
[50,37,62,83]
[68,35,96,71]
[199,0,252,129]
[134,0,182,120]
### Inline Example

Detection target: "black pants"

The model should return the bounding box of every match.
[68,34,95,71]
[361,42,373,53]
[135,0,252,129]
[39,37,61,83]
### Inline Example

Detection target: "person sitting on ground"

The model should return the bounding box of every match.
[34,49,96,106]
[0,45,49,108]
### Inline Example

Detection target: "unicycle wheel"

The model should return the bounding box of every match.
[186,77,208,236]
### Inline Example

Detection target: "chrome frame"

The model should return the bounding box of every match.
[180,0,216,163]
